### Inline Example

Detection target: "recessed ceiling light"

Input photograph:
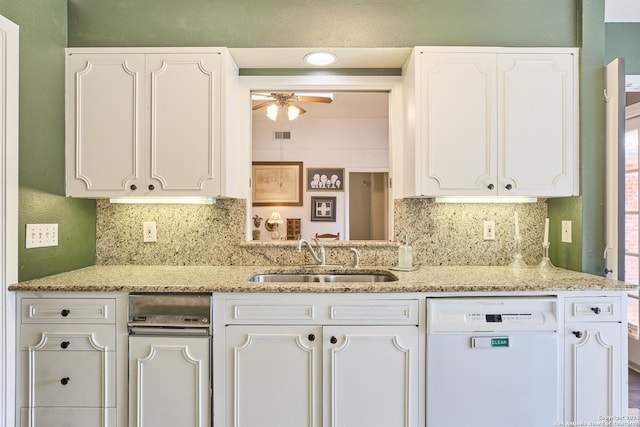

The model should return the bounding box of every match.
[304,52,336,66]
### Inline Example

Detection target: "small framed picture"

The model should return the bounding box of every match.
[311,196,336,222]
[307,168,344,191]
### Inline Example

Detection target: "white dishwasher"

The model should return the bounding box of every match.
[426,297,560,427]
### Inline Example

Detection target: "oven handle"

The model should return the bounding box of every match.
[128,326,211,337]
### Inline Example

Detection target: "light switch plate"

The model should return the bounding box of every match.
[26,224,58,248]
[561,220,572,243]
[143,221,157,243]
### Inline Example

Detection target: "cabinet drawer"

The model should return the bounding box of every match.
[22,349,115,407]
[565,297,621,322]
[227,301,316,322]
[20,324,116,351]
[20,407,116,427]
[329,300,419,324]
[22,298,115,324]
[226,299,420,324]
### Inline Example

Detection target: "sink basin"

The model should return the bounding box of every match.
[248,272,397,283]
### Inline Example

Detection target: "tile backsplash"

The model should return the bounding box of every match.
[96,198,548,267]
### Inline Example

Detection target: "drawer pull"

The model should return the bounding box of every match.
[60,341,70,349]
[330,336,338,344]
[60,309,71,317]
[572,331,583,338]
[60,377,70,386]
[308,334,316,342]
[591,306,602,315]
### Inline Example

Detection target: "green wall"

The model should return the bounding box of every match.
[606,23,640,74]
[0,0,96,281]
[67,0,577,48]
[0,0,610,279]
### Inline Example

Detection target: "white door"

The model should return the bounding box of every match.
[324,326,419,427]
[226,325,321,427]
[0,13,19,427]
[146,53,221,196]
[65,53,145,196]
[129,336,210,427]
[419,52,497,195]
[497,53,576,196]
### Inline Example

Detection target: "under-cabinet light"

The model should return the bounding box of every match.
[109,197,216,205]
[434,197,537,204]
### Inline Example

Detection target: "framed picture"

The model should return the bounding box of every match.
[307,168,344,191]
[252,161,303,206]
[311,196,336,222]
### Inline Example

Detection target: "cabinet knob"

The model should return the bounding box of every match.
[60,309,71,317]
[60,341,70,349]
[148,184,155,191]
[308,334,316,342]
[60,377,70,386]
[330,336,338,344]
[591,306,602,315]
[572,331,583,338]
[505,184,513,190]
[130,184,137,191]
[605,268,614,275]
[487,184,495,190]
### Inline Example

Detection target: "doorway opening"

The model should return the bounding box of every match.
[348,172,388,240]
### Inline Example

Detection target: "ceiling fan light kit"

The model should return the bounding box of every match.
[304,51,336,66]
[253,92,333,121]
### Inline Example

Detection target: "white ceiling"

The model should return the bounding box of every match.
[606,0,640,22]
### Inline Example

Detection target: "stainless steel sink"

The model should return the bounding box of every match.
[248,272,397,283]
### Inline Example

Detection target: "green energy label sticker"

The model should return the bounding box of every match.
[491,337,509,347]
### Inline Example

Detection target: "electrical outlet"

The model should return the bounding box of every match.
[561,220,572,243]
[143,221,157,243]
[26,224,58,248]
[483,221,495,241]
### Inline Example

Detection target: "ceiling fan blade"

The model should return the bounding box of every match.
[252,100,276,110]
[296,95,333,104]
[290,101,307,115]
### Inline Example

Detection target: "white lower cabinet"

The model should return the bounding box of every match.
[224,298,420,427]
[17,295,122,427]
[226,325,419,427]
[564,297,625,423]
[129,336,211,427]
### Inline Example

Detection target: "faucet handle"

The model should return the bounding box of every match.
[350,248,361,269]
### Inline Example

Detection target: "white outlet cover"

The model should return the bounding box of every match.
[561,220,572,243]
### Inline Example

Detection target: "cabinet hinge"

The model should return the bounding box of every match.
[249,177,252,188]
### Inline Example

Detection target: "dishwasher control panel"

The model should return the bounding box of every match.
[428,297,558,333]
[465,312,543,325]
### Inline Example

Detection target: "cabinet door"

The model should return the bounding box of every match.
[324,325,419,427]
[419,52,497,196]
[145,53,222,196]
[129,336,210,427]
[564,323,623,423]
[497,53,576,196]
[66,53,145,197]
[226,325,321,427]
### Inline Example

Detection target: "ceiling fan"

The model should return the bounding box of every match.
[252,92,333,121]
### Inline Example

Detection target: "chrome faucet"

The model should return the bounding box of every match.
[297,238,326,266]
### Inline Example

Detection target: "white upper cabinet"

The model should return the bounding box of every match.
[65,48,239,198]
[402,47,579,197]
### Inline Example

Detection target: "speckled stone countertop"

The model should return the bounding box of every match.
[8,265,635,294]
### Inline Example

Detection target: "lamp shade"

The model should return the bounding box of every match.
[268,211,284,224]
